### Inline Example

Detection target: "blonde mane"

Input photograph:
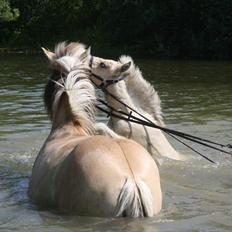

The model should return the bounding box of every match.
[44,42,96,134]
[119,55,164,126]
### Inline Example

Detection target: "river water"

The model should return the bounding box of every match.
[0,54,231,232]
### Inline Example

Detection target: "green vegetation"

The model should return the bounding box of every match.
[0,0,232,59]
[0,0,19,22]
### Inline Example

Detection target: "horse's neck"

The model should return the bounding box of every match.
[106,82,136,113]
[125,72,151,111]
[51,84,96,135]
[125,71,164,126]
[50,99,90,138]
[51,101,74,131]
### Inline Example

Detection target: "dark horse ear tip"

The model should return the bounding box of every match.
[126,61,131,67]
[125,61,132,69]
[121,61,131,72]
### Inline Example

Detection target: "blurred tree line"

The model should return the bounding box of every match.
[0,0,232,59]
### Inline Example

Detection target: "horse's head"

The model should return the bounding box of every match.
[42,42,91,119]
[42,42,95,134]
[90,56,131,84]
[42,42,91,74]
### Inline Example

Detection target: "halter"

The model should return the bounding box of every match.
[89,55,127,88]
[91,73,127,88]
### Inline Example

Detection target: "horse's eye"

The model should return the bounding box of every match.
[99,62,107,68]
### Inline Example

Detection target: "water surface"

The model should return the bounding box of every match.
[0,54,231,231]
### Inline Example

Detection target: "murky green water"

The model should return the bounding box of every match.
[0,54,232,232]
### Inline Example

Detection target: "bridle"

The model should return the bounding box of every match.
[89,55,127,89]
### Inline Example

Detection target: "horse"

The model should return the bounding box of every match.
[90,55,186,163]
[28,42,162,217]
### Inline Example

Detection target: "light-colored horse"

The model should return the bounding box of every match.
[28,42,162,217]
[91,55,185,163]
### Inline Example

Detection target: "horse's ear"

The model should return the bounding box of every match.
[121,61,131,72]
[41,47,56,62]
[80,47,91,63]
[86,46,91,56]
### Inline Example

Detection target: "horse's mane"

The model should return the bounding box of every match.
[119,55,164,126]
[43,42,96,134]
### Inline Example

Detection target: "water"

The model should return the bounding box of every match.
[0,54,231,232]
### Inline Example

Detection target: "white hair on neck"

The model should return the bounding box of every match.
[52,68,96,134]
[119,55,164,126]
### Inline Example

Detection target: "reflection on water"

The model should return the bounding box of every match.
[0,54,232,232]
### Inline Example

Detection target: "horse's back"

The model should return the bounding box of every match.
[54,135,130,216]
[73,135,160,180]
[30,135,161,216]
[58,135,162,215]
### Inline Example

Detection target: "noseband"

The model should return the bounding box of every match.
[89,56,127,89]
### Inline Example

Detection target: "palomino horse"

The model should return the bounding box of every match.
[28,42,162,217]
[90,55,186,163]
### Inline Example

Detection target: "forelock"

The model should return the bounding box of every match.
[54,42,86,58]
[119,55,133,65]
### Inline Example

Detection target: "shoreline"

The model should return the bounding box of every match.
[1,47,231,61]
